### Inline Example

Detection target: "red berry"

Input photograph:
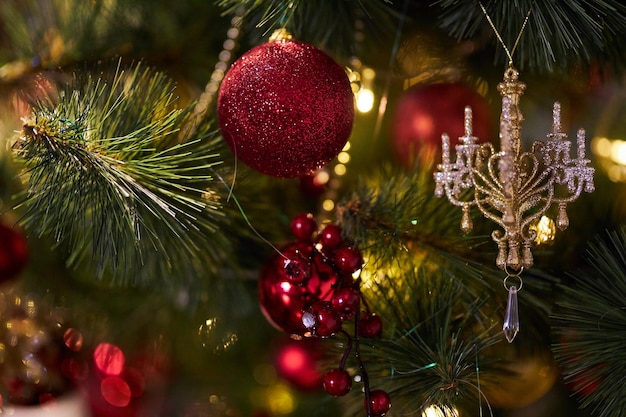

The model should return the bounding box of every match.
[0,223,28,282]
[277,255,311,284]
[359,313,383,338]
[311,254,338,282]
[323,368,352,396]
[275,243,312,284]
[303,301,342,337]
[290,213,317,241]
[333,246,363,274]
[331,288,360,319]
[318,224,343,249]
[365,389,391,416]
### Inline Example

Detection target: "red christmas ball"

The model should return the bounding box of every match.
[258,243,340,336]
[322,368,352,396]
[365,389,392,416]
[274,338,324,392]
[392,82,492,168]
[0,222,28,282]
[218,38,355,178]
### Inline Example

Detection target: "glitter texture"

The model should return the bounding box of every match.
[217,39,354,178]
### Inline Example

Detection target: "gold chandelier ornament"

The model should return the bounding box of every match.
[433,5,595,343]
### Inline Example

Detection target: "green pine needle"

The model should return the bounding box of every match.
[434,0,626,73]
[341,267,502,416]
[336,165,491,267]
[216,0,397,58]
[12,62,232,287]
[333,165,558,415]
[336,164,557,314]
[552,227,626,417]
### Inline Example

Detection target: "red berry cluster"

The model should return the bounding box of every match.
[260,213,390,416]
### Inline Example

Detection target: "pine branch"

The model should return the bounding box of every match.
[339,267,503,416]
[216,0,398,59]
[11,62,232,287]
[433,0,626,74]
[336,165,493,268]
[0,0,228,83]
[336,164,557,331]
[552,227,626,417]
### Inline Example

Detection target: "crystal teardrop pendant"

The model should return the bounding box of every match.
[503,285,519,343]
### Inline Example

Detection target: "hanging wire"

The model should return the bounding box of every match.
[478,2,532,66]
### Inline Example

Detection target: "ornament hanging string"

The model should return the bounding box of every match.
[478,2,532,67]
[211,169,287,260]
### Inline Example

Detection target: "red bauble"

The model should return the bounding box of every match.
[392,82,492,167]
[274,338,324,392]
[322,368,352,396]
[365,389,392,416]
[259,243,341,336]
[0,222,28,282]
[218,38,355,178]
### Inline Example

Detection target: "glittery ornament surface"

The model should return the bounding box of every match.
[218,39,355,178]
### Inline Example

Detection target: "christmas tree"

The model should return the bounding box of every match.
[0,1,625,416]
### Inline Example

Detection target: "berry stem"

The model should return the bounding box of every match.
[338,329,353,369]
[354,308,373,416]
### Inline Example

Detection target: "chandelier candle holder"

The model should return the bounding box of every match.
[433,66,595,342]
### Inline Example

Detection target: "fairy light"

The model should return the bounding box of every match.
[530,215,556,244]
[337,151,351,164]
[180,6,244,140]
[266,382,296,414]
[334,164,347,176]
[356,88,375,113]
[320,139,352,217]
[422,404,459,417]
[592,136,626,182]
[355,67,376,113]
[322,199,335,212]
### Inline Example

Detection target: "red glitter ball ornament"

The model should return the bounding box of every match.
[392,82,492,168]
[217,37,355,178]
